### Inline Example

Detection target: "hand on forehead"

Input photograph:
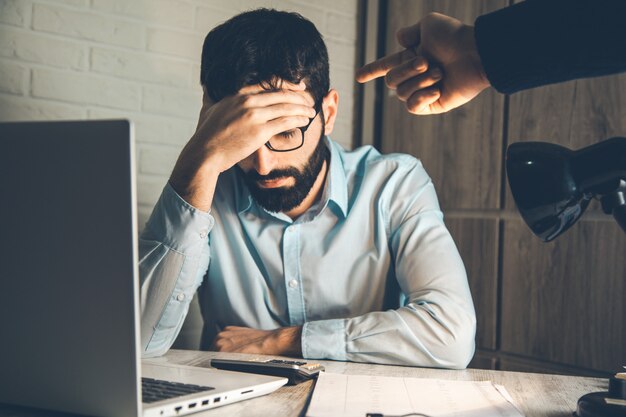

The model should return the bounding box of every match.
[239,80,315,106]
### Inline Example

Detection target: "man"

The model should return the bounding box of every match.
[139,8,476,368]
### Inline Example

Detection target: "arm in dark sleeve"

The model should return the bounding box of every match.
[475,0,626,94]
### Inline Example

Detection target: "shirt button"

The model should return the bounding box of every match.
[288,279,298,288]
[176,293,185,301]
[199,229,208,239]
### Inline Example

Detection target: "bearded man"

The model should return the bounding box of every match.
[139,8,476,369]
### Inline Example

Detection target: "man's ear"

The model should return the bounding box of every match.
[321,89,339,136]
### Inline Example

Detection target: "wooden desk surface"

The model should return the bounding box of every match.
[0,349,608,417]
[148,349,607,417]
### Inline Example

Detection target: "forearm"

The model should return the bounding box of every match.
[302,298,476,369]
[139,184,213,357]
[212,325,303,357]
[475,0,626,94]
[276,326,303,357]
[169,152,221,213]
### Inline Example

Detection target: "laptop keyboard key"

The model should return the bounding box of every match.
[141,377,214,403]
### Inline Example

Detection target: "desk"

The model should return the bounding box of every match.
[150,350,606,417]
[0,349,607,417]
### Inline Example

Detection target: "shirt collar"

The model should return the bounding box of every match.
[324,136,348,218]
[235,169,254,215]
[235,136,348,218]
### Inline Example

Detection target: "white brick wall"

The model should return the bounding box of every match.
[32,3,145,48]
[0,0,360,231]
[0,60,27,94]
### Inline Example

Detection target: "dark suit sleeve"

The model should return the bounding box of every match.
[474,0,626,94]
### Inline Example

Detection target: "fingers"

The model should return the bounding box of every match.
[396,22,421,48]
[384,55,428,89]
[239,80,306,95]
[236,80,314,110]
[395,67,442,101]
[276,80,307,91]
[213,326,268,353]
[245,89,315,108]
[356,48,417,83]
[264,115,311,137]
[236,84,264,96]
[255,103,316,122]
[221,325,245,332]
[406,86,441,115]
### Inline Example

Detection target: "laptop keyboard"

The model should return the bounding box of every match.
[142,377,215,404]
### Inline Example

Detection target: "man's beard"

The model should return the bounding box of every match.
[241,130,330,214]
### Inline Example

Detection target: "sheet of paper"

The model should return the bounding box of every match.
[306,372,525,417]
[494,384,524,415]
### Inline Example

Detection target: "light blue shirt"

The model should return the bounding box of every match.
[139,137,476,368]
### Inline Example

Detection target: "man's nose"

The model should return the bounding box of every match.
[253,145,276,176]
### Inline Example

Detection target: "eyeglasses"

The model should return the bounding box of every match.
[265,107,320,152]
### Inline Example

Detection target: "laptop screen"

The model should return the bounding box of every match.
[0,120,142,417]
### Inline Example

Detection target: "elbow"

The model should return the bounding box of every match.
[435,313,477,369]
[141,343,170,359]
[418,329,475,370]
[442,335,475,369]
[388,322,476,369]
[413,309,476,370]
[140,328,177,359]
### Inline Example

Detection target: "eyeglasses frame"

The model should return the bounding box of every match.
[265,104,321,153]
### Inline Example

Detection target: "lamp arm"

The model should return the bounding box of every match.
[570,137,626,192]
[600,179,626,234]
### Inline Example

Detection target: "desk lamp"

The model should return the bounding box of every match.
[505,136,626,417]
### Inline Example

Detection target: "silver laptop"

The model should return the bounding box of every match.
[0,120,287,417]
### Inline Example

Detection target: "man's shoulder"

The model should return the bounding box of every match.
[335,141,425,180]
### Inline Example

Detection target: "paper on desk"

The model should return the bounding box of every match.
[306,372,525,417]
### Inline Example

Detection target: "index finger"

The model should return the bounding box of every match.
[356,49,417,83]
[276,80,307,91]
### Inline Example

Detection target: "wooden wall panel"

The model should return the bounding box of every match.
[498,356,610,378]
[470,350,498,370]
[501,219,626,372]
[502,72,626,374]
[446,218,499,350]
[382,0,507,210]
[505,74,626,211]
[380,0,626,376]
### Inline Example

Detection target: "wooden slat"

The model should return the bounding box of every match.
[499,356,612,378]
[470,349,498,370]
[505,74,626,211]
[381,0,507,210]
[446,218,499,350]
[500,219,626,372]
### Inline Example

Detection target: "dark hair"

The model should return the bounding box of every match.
[200,8,329,108]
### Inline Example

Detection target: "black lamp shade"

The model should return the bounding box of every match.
[506,137,626,242]
[506,142,590,242]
